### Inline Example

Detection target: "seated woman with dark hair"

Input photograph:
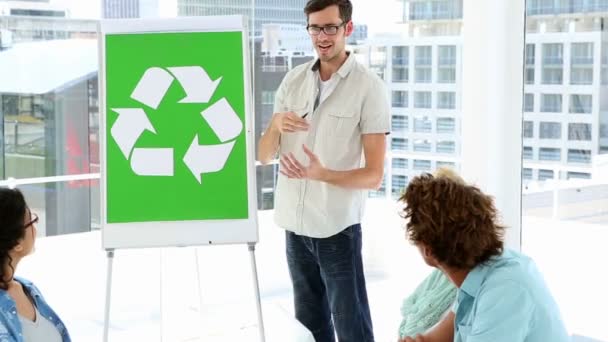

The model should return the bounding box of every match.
[0,188,71,342]
[397,169,568,342]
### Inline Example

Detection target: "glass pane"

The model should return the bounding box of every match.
[414,91,432,108]
[392,90,408,107]
[524,93,535,112]
[523,121,534,138]
[437,91,456,109]
[523,146,534,159]
[539,147,561,161]
[436,117,456,133]
[523,4,608,341]
[541,94,562,112]
[413,116,432,132]
[569,94,592,114]
[539,122,562,139]
[413,139,432,152]
[542,43,563,84]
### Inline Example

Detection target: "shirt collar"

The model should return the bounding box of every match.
[459,262,493,298]
[310,51,355,79]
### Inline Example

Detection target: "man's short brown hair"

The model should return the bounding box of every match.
[399,171,505,270]
[304,0,353,23]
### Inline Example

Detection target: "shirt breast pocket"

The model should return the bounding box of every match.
[325,112,358,139]
[284,95,309,117]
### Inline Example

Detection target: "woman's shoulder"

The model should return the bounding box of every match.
[14,277,42,297]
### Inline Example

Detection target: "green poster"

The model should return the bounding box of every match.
[105,31,248,223]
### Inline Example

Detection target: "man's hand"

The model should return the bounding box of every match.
[272,112,309,133]
[399,334,426,342]
[280,145,325,181]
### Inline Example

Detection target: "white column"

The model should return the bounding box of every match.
[461,0,526,251]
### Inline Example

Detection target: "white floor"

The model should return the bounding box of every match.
[16,199,608,341]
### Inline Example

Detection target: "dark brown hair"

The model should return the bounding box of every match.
[0,187,28,289]
[304,0,353,23]
[399,172,505,270]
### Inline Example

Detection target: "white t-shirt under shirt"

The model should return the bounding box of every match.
[318,75,339,106]
[19,307,62,342]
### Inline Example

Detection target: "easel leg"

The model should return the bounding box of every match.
[248,243,266,342]
[194,248,206,340]
[103,249,115,342]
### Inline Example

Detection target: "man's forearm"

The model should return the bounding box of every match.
[258,128,281,165]
[320,167,383,190]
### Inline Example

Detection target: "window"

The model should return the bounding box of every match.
[568,123,592,141]
[523,146,533,160]
[522,7,607,342]
[392,158,408,170]
[437,91,456,109]
[567,172,591,180]
[569,94,592,114]
[539,148,561,161]
[392,46,409,66]
[369,177,386,198]
[414,91,432,109]
[523,121,534,138]
[391,115,408,132]
[392,46,409,83]
[538,169,555,181]
[542,43,563,84]
[524,93,534,112]
[436,140,455,154]
[392,91,408,108]
[541,94,562,113]
[568,149,592,164]
[539,122,561,139]
[413,139,432,152]
[525,44,535,84]
[413,159,431,170]
[415,46,432,83]
[411,2,428,20]
[436,161,455,169]
[438,45,456,83]
[391,138,408,151]
[414,116,432,133]
[436,117,455,133]
[391,175,408,198]
[261,91,275,104]
[392,67,409,83]
[570,42,593,85]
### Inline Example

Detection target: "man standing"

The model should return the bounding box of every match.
[257,0,389,341]
[398,169,569,342]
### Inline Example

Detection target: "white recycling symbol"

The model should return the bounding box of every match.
[110,66,243,184]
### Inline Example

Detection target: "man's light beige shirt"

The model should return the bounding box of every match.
[273,53,390,238]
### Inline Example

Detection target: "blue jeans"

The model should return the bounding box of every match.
[286,224,374,342]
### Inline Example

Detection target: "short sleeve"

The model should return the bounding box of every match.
[360,75,390,135]
[273,74,290,114]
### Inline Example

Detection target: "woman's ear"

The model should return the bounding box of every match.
[13,244,24,253]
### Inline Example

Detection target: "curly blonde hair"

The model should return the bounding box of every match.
[399,168,505,270]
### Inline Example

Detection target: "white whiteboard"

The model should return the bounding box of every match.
[98,16,258,249]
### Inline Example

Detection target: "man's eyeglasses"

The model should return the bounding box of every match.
[24,213,39,229]
[306,22,346,36]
